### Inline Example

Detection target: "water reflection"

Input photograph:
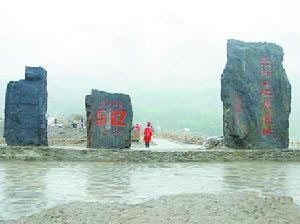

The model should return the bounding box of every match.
[223,162,287,194]
[123,163,224,203]
[44,164,89,207]
[0,161,300,220]
[85,163,132,203]
[0,162,48,220]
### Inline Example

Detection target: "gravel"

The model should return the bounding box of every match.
[2,192,300,224]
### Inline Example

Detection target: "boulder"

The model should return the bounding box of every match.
[85,89,133,149]
[221,39,291,149]
[4,66,48,146]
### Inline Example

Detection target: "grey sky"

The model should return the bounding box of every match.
[0,0,299,135]
[1,0,298,80]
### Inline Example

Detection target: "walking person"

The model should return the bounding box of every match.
[150,123,154,135]
[80,117,84,129]
[144,122,153,148]
[136,123,141,133]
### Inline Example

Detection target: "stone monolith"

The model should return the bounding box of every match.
[221,39,291,149]
[4,66,48,146]
[85,89,133,149]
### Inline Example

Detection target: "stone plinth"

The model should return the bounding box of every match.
[4,66,48,146]
[221,39,291,149]
[85,89,133,149]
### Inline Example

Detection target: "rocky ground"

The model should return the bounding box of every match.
[156,131,225,149]
[2,192,300,224]
[0,126,86,146]
[48,128,226,150]
[156,131,206,144]
[47,126,86,146]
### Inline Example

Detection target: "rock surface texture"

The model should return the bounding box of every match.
[221,39,291,149]
[4,66,48,146]
[85,89,132,149]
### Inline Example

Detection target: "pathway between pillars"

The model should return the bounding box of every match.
[131,137,203,152]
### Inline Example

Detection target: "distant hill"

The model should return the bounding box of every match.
[1,72,300,138]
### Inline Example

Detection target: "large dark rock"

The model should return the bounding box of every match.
[85,89,133,149]
[221,39,291,149]
[4,66,48,146]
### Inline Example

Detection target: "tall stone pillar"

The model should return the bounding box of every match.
[4,66,48,146]
[85,89,133,149]
[221,39,291,149]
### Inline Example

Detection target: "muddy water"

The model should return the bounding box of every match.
[0,161,300,220]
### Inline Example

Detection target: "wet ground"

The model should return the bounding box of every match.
[1,161,300,221]
[38,137,202,152]
[131,138,202,151]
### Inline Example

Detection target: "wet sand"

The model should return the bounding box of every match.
[2,192,300,224]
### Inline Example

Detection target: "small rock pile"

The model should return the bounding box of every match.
[156,132,206,145]
[203,136,225,149]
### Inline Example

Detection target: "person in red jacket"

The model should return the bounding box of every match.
[144,122,153,148]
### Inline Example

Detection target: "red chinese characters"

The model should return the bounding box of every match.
[261,89,272,96]
[261,80,270,86]
[260,56,272,135]
[100,101,124,108]
[96,110,107,126]
[261,56,272,66]
[100,129,124,136]
[262,128,272,135]
[263,114,272,125]
[261,70,272,76]
[234,95,242,125]
[263,100,272,110]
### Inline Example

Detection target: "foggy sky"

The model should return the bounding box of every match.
[0,0,299,135]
